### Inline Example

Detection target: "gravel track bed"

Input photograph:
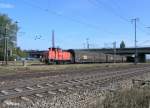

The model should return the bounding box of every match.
[1,84,111,108]
[0,77,140,108]
[0,66,149,93]
[0,64,148,88]
[0,64,147,82]
[0,64,150,107]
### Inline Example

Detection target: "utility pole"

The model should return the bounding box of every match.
[86,38,89,49]
[4,27,6,65]
[131,18,139,65]
[0,25,1,39]
[0,25,2,65]
[52,30,55,48]
[0,25,5,65]
[113,41,116,63]
[4,25,9,65]
[0,24,9,65]
[14,21,18,47]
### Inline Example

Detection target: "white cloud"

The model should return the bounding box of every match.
[0,3,15,8]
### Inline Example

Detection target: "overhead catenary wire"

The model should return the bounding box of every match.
[21,0,117,35]
[137,26,150,35]
[107,0,123,11]
[21,0,150,37]
[109,0,150,35]
[88,0,130,23]
[19,0,150,49]
[138,40,150,46]
[88,0,149,35]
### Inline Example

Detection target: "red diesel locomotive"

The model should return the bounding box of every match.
[43,48,71,64]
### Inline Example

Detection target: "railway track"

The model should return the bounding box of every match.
[0,66,150,102]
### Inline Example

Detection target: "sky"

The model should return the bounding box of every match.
[0,0,150,50]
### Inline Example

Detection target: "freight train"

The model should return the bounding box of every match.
[42,48,126,64]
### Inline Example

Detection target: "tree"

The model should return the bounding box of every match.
[120,40,126,49]
[0,13,19,60]
[0,13,19,47]
[13,47,27,58]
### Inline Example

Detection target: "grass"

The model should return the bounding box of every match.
[0,60,149,76]
[94,86,150,108]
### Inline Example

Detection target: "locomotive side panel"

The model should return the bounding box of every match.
[62,51,71,61]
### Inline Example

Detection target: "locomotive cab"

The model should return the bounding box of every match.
[47,47,71,64]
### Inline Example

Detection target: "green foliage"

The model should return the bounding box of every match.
[13,47,27,58]
[0,13,19,48]
[0,47,3,60]
[0,13,19,60]
[120,40,126,49]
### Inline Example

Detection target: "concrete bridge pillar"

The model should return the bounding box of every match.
[137,53,146,63]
